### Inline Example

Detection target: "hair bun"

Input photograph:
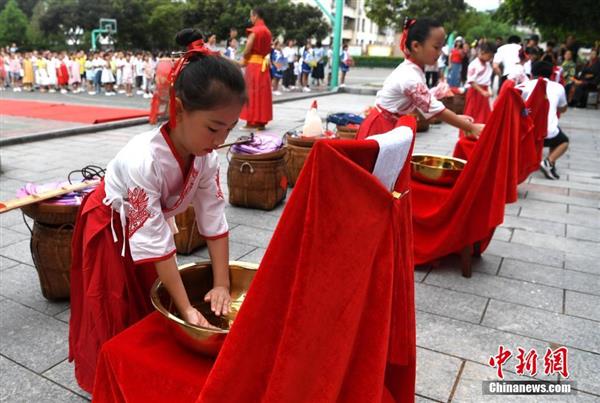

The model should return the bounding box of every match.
[175,28,204,47]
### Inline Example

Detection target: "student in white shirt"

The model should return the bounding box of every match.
[357,18,484,140]
[493,35,522,90]
[463,42,495,126]
[518,61,569,180]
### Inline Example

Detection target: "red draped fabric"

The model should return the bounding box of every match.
[520,78,549,181]
[459,86,492,138]
[356,107,402,140]
[93,118,418,403]
[412,88,524,264]
[69,182,157,393]
[240,20,273,126]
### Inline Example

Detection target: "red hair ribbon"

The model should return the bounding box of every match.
[168,39,218,128]
[399,18,416,56]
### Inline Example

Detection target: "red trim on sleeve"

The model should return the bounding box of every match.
[133,248,177,265]
[200,231,229,241]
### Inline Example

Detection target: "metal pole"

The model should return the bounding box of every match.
[312,0,334,22]
[330,0,343,89]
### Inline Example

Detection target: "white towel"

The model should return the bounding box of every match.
[368,126,413,191]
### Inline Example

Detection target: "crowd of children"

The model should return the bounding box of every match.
[0,49,165,98]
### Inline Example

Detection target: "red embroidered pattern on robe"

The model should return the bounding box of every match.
[127,187,155,237]
[215,168,224,200]
[404,82,431,112]
[165,168,199,213]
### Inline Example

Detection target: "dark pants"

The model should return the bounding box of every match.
[570,81,597,107]
[425,71,439,88]
[283,63,296,88]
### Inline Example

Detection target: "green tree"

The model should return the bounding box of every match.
[364,0,467,33]
[456,9,518,43]
[0,0,29,46]
[147,1,188,49]
[495,0,600,44]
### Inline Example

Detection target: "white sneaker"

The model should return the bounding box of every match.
[539,159,554,180]
[302,87,311,92]
[118,90,126,94]
[88,91,96,95]
[282,87,290,92]
[272,91,282,96]
[136,90,144,95]
[49,89,56,93]
[60,89,67,94]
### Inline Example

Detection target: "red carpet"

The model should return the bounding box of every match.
[0,99,148,124]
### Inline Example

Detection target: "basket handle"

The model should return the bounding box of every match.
[239,161,255,174]
[21,212,33,235]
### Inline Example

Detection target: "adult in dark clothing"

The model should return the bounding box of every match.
[569,49,600,108]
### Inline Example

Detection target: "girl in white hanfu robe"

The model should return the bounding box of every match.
[68,28,247,394]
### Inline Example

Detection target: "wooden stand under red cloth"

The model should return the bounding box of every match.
[94,120,418,403]
[412,88,525,276]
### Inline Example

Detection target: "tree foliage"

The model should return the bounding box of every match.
[495,0,600,44]
[0,0,29,45]
[10,0,329,50]
[364,0,467,33]
[455,9,518,43]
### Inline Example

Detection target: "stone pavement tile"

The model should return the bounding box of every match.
[568,175,600,186]
[567,224,600,243]
[229,225,274,248]
[416,311,551,370]
[54,308,71,324]
[0,209,28,228]
[565,253,600,276]
[437,253,502,276]
[225,206,281,231]
[499,258,600,296]
[0,264,69,316]
[515,198,567,214]
[0,255,20,271]
[414,266,430,282]
[239,247,266,265]
[519,205,600,229]
[425,266,563,312]
[0,238,34,266]
[43,359,91,400]
[504,204,520,216]
[565,291,600,322]
[525,190,599,208]
[0,299,68,373]
[501,215,566,237]
[452,361,596,402]
[567,347,600,395]
[569,189,600,201]
[194,241,257,262]
[486,240,564,268]
[519,182,569,196]
[493,227,512,242]
[415,396,439,402]
[511,229,600,259]
[415,283,488,324]
[482,300,600,353]
[416,347,462,402]
[529,177,600,193]
[0,227,29,247]
[0,356,87,402]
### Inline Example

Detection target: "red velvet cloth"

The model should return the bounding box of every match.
[93,312,213,402]
[412,88,524,264]
[69,182,157,393]
[459,86,491,138]
[240,20,273,126]
[519,78,549,182]
[356,107,402,140]
[93,119,418,402]
[199,123,417,402]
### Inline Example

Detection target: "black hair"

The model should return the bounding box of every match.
[507,35,521,44]
[541,53,554,63]
[479,42,496,54]
[174,28,247,110]
[531,61,553,78]
[529,34,539,43]
[525,46,540,57]
[252,7,264,20]
[406,18,443,52]
[546,41,556,48]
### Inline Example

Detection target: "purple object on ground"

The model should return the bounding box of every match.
[230,133,283,155]
[16,181,96,205]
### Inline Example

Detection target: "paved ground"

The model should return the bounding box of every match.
[0,92,599,402]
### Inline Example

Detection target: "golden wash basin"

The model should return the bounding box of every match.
[151,261,258,356]
[411,154,466,186]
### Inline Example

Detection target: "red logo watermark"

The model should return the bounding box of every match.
[488,346,569,379]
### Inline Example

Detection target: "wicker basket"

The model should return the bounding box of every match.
[21,202,79,226]
[284,134,322,187]
[410,111,430,133]
[336,124,359,140]
[442,93,466,115]
[227,150,287,210]
[174,206,206,255]
[30,221,73,300]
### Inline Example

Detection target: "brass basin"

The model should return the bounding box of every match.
[151,261,258,356]
[411,154,466,186]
